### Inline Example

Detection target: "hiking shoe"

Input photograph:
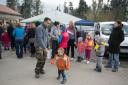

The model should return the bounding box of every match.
[61,79,67,84]
[35,73,40,78]
[57,76,60,80]
[112,69,118,72]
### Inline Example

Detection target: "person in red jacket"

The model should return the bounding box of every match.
[1,30,10,50]
[59,25,69,54]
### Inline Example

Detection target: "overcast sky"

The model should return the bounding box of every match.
[0,0,93,7]
[42,0,92,8]
[0,0,107,11]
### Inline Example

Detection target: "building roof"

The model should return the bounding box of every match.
[0,4,21,16]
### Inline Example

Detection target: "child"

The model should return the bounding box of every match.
[94,37,106,72]
[51,48,70,84]
[76,37,85,62]
[85,34,94,64]
[1,30,10,50]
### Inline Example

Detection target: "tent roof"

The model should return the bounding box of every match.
[0,4,21,16]
[75,20,95,26]
[21,11,81,24]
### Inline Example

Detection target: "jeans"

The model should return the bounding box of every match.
[107,53,113,67]
[108,53,120,70]
[58,70,67,80]
[110,53,119,70]
[96,57,103,70]
[15,39,24,58]
[51,40,58,58]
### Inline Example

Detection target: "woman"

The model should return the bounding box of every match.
[108,21,124,72]
[67,21,77,60]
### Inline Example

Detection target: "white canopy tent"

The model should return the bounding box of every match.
[21,11,81,25]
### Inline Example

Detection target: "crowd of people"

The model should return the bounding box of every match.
[0,18,124,84]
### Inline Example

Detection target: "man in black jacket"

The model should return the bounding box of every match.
[106,21,124,72]
[7,23,15,50]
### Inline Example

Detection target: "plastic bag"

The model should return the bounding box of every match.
[47,49,52,59]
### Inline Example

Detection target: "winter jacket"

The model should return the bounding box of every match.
[1,32,10,44]
[67,27,77,41]
[59,32,69,48]
[85,39,94,50]
[51,54,70,70]
[77,41,85,54]
[108,27,124,53]
[13,27,25,40]
[35,24,49,49]
[7,24,14,39]
[95,43,105,57]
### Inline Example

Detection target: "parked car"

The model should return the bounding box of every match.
[94,21,128,56]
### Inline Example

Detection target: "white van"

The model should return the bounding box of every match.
[95,22,128,55]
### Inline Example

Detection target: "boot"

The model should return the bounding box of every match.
[35,73,40,78]
[40,69,45,74]
[61,79,67,84]
[57,76,60,80]
[35,68,40,78]
[97,68,102,72]
[112,69,118,72]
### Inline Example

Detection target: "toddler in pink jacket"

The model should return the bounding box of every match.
[76,37,85,62]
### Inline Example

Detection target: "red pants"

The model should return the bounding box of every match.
[85,49,91,60]
[3,42,10,49]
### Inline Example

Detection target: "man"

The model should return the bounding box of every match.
[105,21,124,72]
[50,21,61,58]
[35,17,51,78]
[7,23,15,50]
[13,23,25,59]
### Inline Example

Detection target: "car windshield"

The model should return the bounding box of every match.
[123,25,128,35]
[101,24,113,35]
[101,24,128,35]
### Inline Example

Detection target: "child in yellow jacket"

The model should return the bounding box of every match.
[51,47,70,84]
